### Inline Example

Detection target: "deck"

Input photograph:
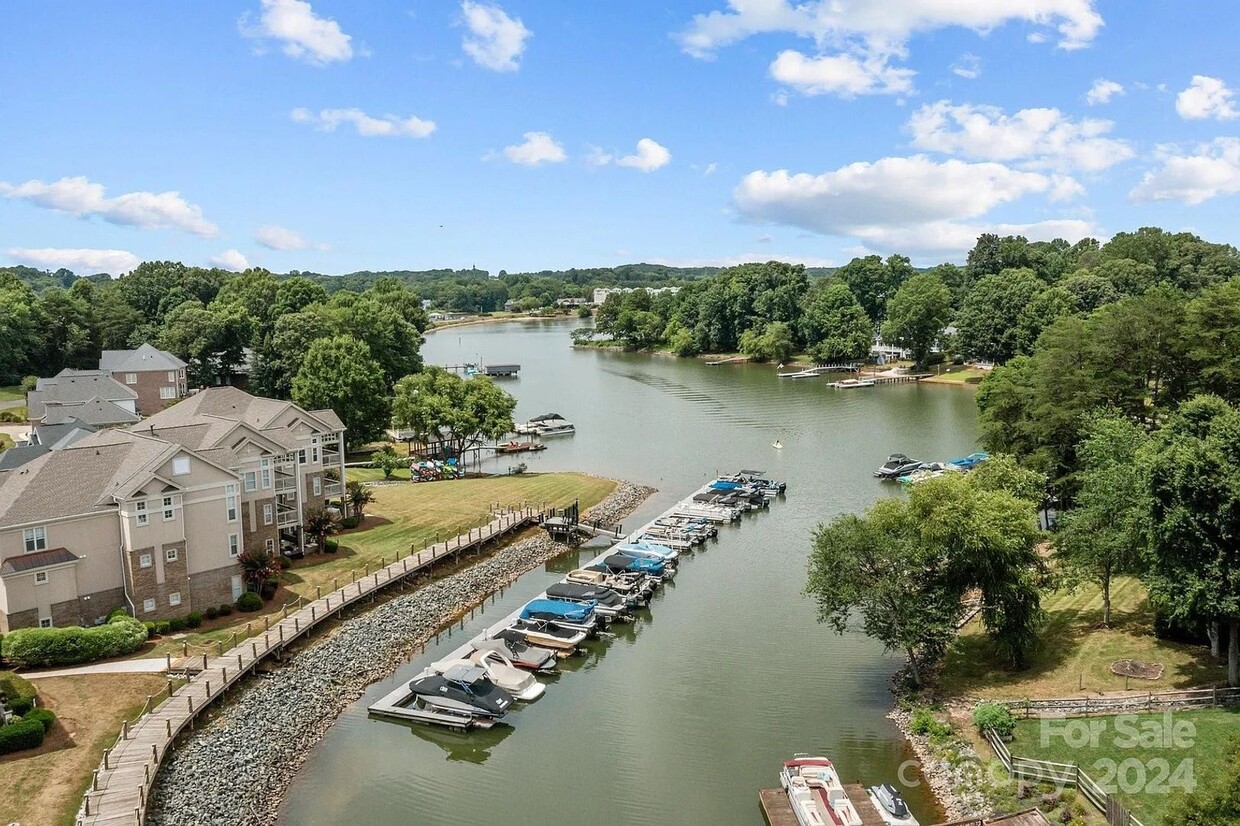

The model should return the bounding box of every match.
[76,509,537,825]
[759,784,888,826]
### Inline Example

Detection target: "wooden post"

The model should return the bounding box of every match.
[206,679,211,696]
[187,696,193,713]
[282,604,288,619]
[123,720,129,739]
[333,576,339,591]
[217,641,224,656]
[166,719,171,737]
[264,616,270,631]
[279,625,284,642]
[294,617,299,632]
[93,770,99,791]
[316,586,321,600]
[202,653,208,670]
[311,606,316,621]
[166,653,172,671]
[182,641,188,657]
[252,643,257,658]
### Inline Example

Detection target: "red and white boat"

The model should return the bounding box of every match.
[779,756,864,826]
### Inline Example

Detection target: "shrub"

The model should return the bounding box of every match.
[154,621,170,636]
[972,702,1016,738]
[205,606,219,621]
[278,555,293,570]
[24,707,55,733]
[217,604,233,617]
[7,697,34,716]
[236,592,263,612]
[323,539,339,553]
[1,613,148,668]
[0,672,36,704]
[339,516,360,530]
[0,719,44,754]
[908,708,953,739]
[165,617,186,634]
[186,611,203,629]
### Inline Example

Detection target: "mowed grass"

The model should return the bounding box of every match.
[0,385,24,402]
[939,576,1226,699]
[923,366,988,385]
[1007,708,1240,825]
[0,673,172,826]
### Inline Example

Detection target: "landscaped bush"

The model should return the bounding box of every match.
[972,702,1017,738]
[236,592,263,612]
[0,719,44,754]
[217,604,233,617]
[24,707,55,733]
[1,613,148,668]
[0,672,35,704]
[205,606,219,620]
[7,696,34,716]
[339,516,360,530]
[153,621,170,636]
[165,617,186,634]
[277,555,293,570]
[323,539,339,553]
[186,611,203,629]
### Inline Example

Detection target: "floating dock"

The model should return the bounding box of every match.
[758,785,888,826]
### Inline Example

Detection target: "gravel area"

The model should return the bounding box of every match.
[888,708,988,820]
[148,481,652,826]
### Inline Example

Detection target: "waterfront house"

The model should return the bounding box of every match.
[99,344,189,415]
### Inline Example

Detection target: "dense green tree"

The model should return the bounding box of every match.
[799,282,872,363]
[272,276,327,318]
[390,367,516,459]
[836,255,900,322]
[1014,285,1075,355]
[158,301,252,387]
[1186,277,1240,402]
[1055,413,1150,625]
[1059,271,1120,312]
[881,274,951,367]
[0,275,41,384]
[292,336,391,445]
[739,321,796,363]
[34,288,94,373]
[250,311,333,399]
[955,268,1046,363]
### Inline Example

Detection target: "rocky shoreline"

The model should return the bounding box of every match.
[147,481,653,826]
[887,707,989,821]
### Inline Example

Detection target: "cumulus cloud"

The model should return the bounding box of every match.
[1085,78,1124,105]
[770,48,915,97]
[461,1,531,72]
[1176,75,1238,121]
[907,101,1134,173]
[951,53,981,80]
[0,176,217,237]
[1130,138,1240,205]
[7,247,141,275]
[239,0,353,65]
[733,154,1088,255]
[590,138,672,172]
[500,132,567,166]
[210,249,251,271]
[290,107,436,138]
[254,224,328,251]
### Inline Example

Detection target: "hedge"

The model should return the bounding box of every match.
[0,719,45,754]
[1,613,148,668]
[236,592,263,612]
[24,707,55,733]
[7,696,34,716]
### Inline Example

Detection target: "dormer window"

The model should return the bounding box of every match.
[172,457,191,476]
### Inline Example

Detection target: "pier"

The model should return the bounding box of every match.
[758,784,888,826]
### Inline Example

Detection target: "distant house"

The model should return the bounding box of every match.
[503,299,521,312]
[592,286,681,305]
[555,297,588,309]
[99,344,188,415]
[26,369,140,428]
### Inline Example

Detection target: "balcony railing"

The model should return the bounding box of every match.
[276,507,300,528]
[274,474,297,493]
[323,479,343,497]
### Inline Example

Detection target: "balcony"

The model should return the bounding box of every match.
[323,479,343,497]
[276,506,300,528]
[274,473,297,493]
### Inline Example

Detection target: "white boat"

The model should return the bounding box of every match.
[517,413,576,436]
[431,644,546,701]
[674,503,741,522]
[867,784,919,826]
[780,756,864,826]
[831,378,876,389]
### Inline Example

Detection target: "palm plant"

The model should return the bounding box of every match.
[345,481,375,520]
[303,505,340,552]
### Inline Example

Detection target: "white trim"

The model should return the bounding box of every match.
[38,617,52,628]
[34,571,48,585]
[142,597,155,613]
[138,553,153,569]
[22,526,47,553]
[165,546,179,562]
[169,591,181,606]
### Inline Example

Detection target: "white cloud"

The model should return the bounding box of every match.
[254,224,329,251]
[461,1,531,72]
[501,132,567,166]
[952,53,981,80]
[240,0,353,65]
[6,247,141,275]
[907,101,1134,173]
[1176,75,1239,121]
[591,138,672,172]
[649,253,838,268]
[0,176,217,237]
[1130,138,1240,205]
[733,154,1087,255]
[770,48,915,97]
[290,107,436,138]
[1085,78,1124,105]
[210,249,251,271]
[704,162,719,176]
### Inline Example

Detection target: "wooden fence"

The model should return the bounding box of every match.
[991,686,1240,717]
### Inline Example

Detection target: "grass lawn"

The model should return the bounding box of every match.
[142,472,616,657]
[0,673,171,826]
[1006,708,1240,825]
[939,576,1226,699]
[0,385,24,402]
[923,366,988,385]
[346,465,412,483]
[0,433,14,451]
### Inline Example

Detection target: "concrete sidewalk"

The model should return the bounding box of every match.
[24,658,168,679]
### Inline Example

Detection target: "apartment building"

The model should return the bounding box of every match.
[0,387,347,632]
[99,344,189,415]
[26,369,140,427]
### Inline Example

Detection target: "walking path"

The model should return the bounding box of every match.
[77,509,535,825]
[27,659,169,679]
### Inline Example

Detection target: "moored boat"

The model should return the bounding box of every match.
[474,631,558,672]
[431,647,546,701]
[874,454,922,479]
[867,784,919,826]
[831,378,876,389]
[406,664,515,725]
[780,756,864,826]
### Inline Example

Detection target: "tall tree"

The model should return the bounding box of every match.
[881,273,952,367]
[799,282,873,363]
[1186,277,1240,402]
[955,268,1046,363]
[836,255,896,322]
[390,367,516,460]
[292,336,391,444]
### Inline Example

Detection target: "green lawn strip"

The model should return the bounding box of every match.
[939,577,1225,699]
[1008,708,1240,825]
[0,386,23,403]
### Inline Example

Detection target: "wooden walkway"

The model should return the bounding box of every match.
[759,785,887,826]
[76,509,536,825]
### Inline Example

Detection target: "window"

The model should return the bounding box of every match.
[311,446,320,464]
[172,457,191,476]
[166,547,178,562]
[167,371,177,382]
[297,449,307,464]
[142,598,155,613]
[263,503,273,525]
[228,534,239,558]
[169,592,181,607]
[226,484,238,522]
[312,476,321,496]
[243,471,257,493]
[22,527,47,553]
[34,571,48,585]
[265,538,275,553]
[125,373,138,385]
[163,496,176,521]
[260,458,271,489]
[136,501,148,526]
[139,553,152,569]
[160,386,177,400]
[39,618,52,628]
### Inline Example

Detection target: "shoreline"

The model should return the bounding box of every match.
[147,481,655,826]
[425,314,576,334]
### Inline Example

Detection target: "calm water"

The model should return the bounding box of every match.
[281,319,979,826]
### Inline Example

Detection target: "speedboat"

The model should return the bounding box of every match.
[897,461,963,485]
[867,784,919,826]
[406,664,514,722]
[503,618,588,650]
[474,631,557,672]
[519,598,598,633]
[546,581,636,618]
[674,503,741,522]
[874,454,922,479]
[565,567,653,604]
[947,451,989,470]
[831,378,876,389]
[780,756,863,826]
[432,646,545,701]
[526,413,575,436]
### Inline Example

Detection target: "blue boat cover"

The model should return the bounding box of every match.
[948,451,990,468]
[521,599,595,622]
[710,480,741,490]
[603,553,664,574]
[619,539,674,556]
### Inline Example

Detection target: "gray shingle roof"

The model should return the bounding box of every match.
[27,370,137,420]
[43,397,140,426]
[0,444,49,471]
[139,386,340,437]
[0,547,79,574]
[32,422,97,450]
[309,409,346,431]
[99,343,187,373]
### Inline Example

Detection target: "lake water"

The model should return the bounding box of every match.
[280,319,979,826]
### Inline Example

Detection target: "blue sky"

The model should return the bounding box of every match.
[2,1,1238,275]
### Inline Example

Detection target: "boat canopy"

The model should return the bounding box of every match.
[710,480,742,491]
[529,413,567,422]
[948,451,990,468]
[603,553,663,573]
[521,599,595,622]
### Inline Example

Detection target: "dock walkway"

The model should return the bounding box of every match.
[76,510,536,825]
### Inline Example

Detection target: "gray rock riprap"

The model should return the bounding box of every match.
[148,480,652,826]
[887,708,989,820]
